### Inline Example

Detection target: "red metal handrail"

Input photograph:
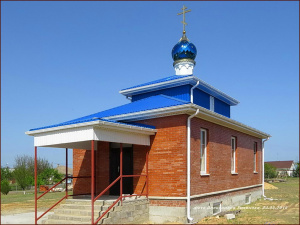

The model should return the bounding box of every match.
[94,176,121,202]
[94,196,122,224]
[37,178,66,200]
[37,176,91,200]
[36,176,91,223]
[122,174,147,177]
[91,145,149,224]
[37,195,67,221]
[92,174,147,224]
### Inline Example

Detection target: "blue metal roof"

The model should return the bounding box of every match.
[120,75,239,106]
[121,75,193,91]
[30,118,156,131]
[30,95,188,131]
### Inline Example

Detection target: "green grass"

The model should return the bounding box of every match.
[199,178,299,224]
[1,191,69,204]
[1,191,73,214]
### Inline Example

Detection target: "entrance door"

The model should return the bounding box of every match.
[109,143,133,195]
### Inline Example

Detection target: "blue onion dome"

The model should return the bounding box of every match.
[172,33,197,64]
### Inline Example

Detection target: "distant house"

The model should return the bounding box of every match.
[265,161,295,176]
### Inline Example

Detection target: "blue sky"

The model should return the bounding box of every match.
[1,1,299,168]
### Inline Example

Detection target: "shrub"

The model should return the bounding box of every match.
[264,163,277,179]
[293,162,299,177]
[1,179,11,195]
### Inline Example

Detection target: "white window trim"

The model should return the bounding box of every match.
[210,96,215,112]
[245,194,251,204]
[200,129,207,174]
[254,142,257,173]
[212,202,222,215]
[231,137,236,173]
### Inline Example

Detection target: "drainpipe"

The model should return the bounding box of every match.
[262,137,270,197]
[190,81,200,103]
[187,81,200,223]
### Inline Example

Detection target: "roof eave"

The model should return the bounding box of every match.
[25,120,157,136]
[103,104,270,139]
[119,76,240,106]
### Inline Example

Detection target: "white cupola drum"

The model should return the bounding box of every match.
[172,5,197,76]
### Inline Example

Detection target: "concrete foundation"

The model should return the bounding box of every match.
[190,187,262,222]
[149,206,186,224]
[148,187,262,224]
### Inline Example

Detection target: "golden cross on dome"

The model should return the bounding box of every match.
[177,5,191,34]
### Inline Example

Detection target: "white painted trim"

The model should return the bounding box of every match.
[26,120,156,136]
[148,196,187,200]
[200,173,210,176]
[200,129,207,174]
[245,194,251,204]
[148,184,263,200]
[231,137,236,173]
[104,104,193,121]
[212,202,222,215]
[190,184,262,199]
[32,125,152,147]
[120,76,240,106]
[104,104,271,139]
[27,103,271,141]
[262,137,270,197]
[210,96,215,112]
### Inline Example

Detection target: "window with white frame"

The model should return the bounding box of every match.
[245,194,251,204]
[210,96,215,112]
[231,137,237,173]
[200,129,207,174]
[254,142,257,172]
[212,202,222,215]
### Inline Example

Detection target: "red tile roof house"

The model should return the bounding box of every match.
[266,161,296,177]
[26,8,271,225]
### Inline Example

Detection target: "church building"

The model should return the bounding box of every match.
[26,6,270,224]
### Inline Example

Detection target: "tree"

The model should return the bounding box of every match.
[13,156,32,190]
[264,163,277,179]
[1,179,11,195]
[13,155,53,190]
[38,168,63,185]
[1,167,13,181]
[293,162,299,177]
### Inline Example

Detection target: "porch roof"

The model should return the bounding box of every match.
[26,119,157,148]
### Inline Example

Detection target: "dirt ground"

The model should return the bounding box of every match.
[1,191,67,215]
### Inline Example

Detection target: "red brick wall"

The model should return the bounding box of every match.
[150,199,186,207]
[133,144,149,195]
[190,117,262,195]
[73,149,91,195]
[72,114,263,198]
[73,141,110,196]
[135,115,188,197]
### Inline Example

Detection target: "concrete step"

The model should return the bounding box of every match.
[53,208,114,218]
[100,217,112,224]
[43,219,90,224]
[59,203,102,211]
[66,199,120,206]
[47,213,92,222]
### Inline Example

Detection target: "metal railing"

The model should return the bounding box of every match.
[91,141,149,224]
[93,174,148,224]
[35,176,91,224]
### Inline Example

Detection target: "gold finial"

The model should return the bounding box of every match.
[177,5,191,35]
